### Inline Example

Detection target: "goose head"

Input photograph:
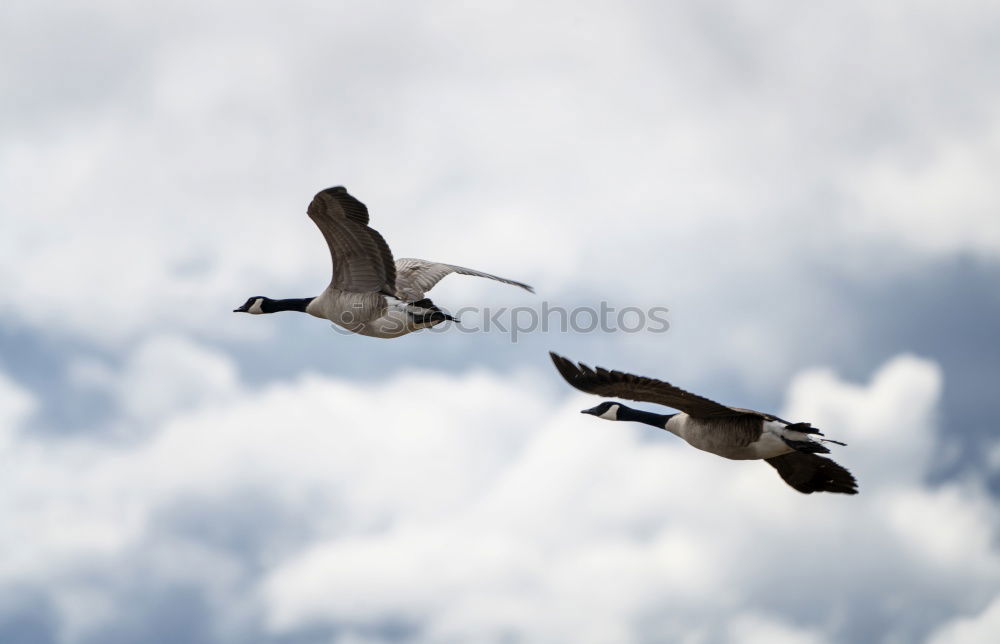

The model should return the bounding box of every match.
[234,296,269,314]
[581,401,624,420]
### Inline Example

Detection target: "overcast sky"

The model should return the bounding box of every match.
[2,2,999,642]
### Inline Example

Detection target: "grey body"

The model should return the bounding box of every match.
[666,414,780,460]
[304,288,404,339]
[234,186,533,338]
[550,353,857,495]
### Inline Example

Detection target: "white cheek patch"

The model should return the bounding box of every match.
[599,405,620,420]
[249,299,264,314]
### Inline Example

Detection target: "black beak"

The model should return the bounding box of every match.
[580,406,602,416]
[234,305,248,313]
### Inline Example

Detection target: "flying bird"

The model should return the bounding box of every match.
[234,186,533,338]
[549,352,857,494]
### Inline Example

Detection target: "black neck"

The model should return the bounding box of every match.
[619,406,674,428]
[264,297,313,313]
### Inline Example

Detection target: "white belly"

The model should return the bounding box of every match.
[351,310,443,339]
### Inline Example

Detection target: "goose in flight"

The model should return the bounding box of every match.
[550,353,858,494]
[234,186,533,338]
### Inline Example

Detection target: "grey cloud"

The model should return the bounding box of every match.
[0,588,58,644]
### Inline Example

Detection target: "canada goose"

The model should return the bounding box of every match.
[549,353,858,495]
[234,186,533,338]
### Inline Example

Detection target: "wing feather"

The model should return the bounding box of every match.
[549,352,746,418]
[394,258,534,301]
[765,453,858,494]
[307,187,396,294]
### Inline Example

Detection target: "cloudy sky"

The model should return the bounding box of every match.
[3,1,999,642]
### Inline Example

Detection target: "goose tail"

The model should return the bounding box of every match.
[781,422,847,452]
[406,298,457,324]
[784,421,824,436]
[782,437,832,455]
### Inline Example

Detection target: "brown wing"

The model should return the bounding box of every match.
[549,352,746,418]
[765,453,858,495]
[306,187,397,294]
[728,407,790,424]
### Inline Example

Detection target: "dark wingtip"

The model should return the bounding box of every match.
[549,351,570,373]
[829,482,860,495]
[549,352,591,391]
[821,472,859,495]
[767,453,859,495]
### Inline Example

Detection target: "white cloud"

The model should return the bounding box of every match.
[846,119,1000,260]
[3,1,999,348]
[0,342,996,641]
[0,366,35,450]
[781,354,942,487]
[71,334,240,428]
[929,594,1000,644]
[256,351,998,643]
[726,613,829,644]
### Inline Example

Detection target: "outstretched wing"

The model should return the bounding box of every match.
[307,187,396,294]
[393,258,534,301]
[765,453,858,495]
[549,352,744,418]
